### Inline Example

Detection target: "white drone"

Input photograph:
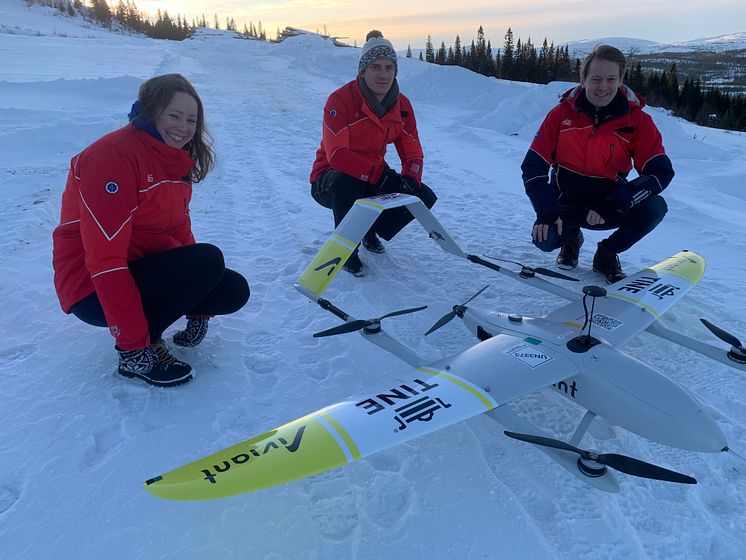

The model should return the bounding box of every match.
[145,194,745,500]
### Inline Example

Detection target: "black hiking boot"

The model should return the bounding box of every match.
[343,249,366,277]
[173,316,209,348]
[556,229,583,270]
[362,231,385,253]
[592,242,627,284]
[117,340,192,387]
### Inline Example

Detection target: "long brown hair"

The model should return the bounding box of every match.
[137,74,215,183]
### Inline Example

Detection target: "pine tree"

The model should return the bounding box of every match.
[454,35,463,67]
[513,37,523,79]
[628,63,644,92]
[475,26,486,74]
[484,40,494,76]
[425,35,435,63]
[501,27,514,79]
[437,42,447,65]
[406,44,412,58]
[667,63,680,105]
[88,0,111,26]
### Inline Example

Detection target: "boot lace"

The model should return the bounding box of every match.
[152,340,179,365]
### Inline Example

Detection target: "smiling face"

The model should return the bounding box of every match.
[581,58,622,109]
[361,58,396,101]
[155,91,198,149]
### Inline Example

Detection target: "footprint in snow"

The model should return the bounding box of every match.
[0,343,38,369]
[0,485,20,515]
[362,470,411,529]
[298,359,331,382]
[111,386,148,414]
[78,424,125,471]
[306,471,359,541]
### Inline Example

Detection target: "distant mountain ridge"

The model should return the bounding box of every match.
[567,32,746,55]
[567,34,746,95]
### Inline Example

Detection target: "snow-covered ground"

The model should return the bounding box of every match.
[1,3,745,559]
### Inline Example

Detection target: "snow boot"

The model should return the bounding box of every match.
[173,316,209,348]
[556,229,583,270]
[117,340,192,387]
[343,249,366,277]
[592,242,627,284]
[362,230,385,253]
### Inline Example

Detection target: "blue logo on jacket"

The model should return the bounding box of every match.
[105,181,119,194]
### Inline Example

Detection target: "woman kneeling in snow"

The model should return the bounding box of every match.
[52,74,249,388]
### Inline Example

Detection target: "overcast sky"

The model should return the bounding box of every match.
[134,0,745,49]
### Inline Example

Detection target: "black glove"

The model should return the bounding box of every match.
[605,175,659,214]
[400,175,421,195]
[373,167,401,194]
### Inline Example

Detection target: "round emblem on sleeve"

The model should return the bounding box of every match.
[105,181,119,194]
[329,109,337,117]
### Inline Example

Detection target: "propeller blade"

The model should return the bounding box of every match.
[598,453,697,484]
[313,319,370,337]
[379,305,428,320]
[505,431,697,485]
[425,311,456,336]
[425,285,489,336]
[314,306,427,338]
[701,318,743,348]
[463,284,490,305]
[503,430,582,454]
[533,267,579,282]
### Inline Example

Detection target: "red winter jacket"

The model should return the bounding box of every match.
[309,79,424,185]
[52,124,196,351]
[521,85,674,218]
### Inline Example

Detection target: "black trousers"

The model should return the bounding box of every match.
[534,195,668,254]
[70,243,250,343]
[311,169,437,241]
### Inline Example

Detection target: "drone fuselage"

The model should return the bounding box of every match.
[459,306,727,453]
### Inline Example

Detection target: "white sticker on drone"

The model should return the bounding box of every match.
[505,343,554,368]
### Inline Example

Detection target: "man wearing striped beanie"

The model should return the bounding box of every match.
[309,30,437,277]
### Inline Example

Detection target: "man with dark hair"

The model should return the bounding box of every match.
[521,44,673,283]
[309,30,437,277]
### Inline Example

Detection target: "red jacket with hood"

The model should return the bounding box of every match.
[521,85,674,219]
[310,79,424,185]
[52,124,195,351]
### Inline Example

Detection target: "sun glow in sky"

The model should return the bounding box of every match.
[135,0,746,50]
